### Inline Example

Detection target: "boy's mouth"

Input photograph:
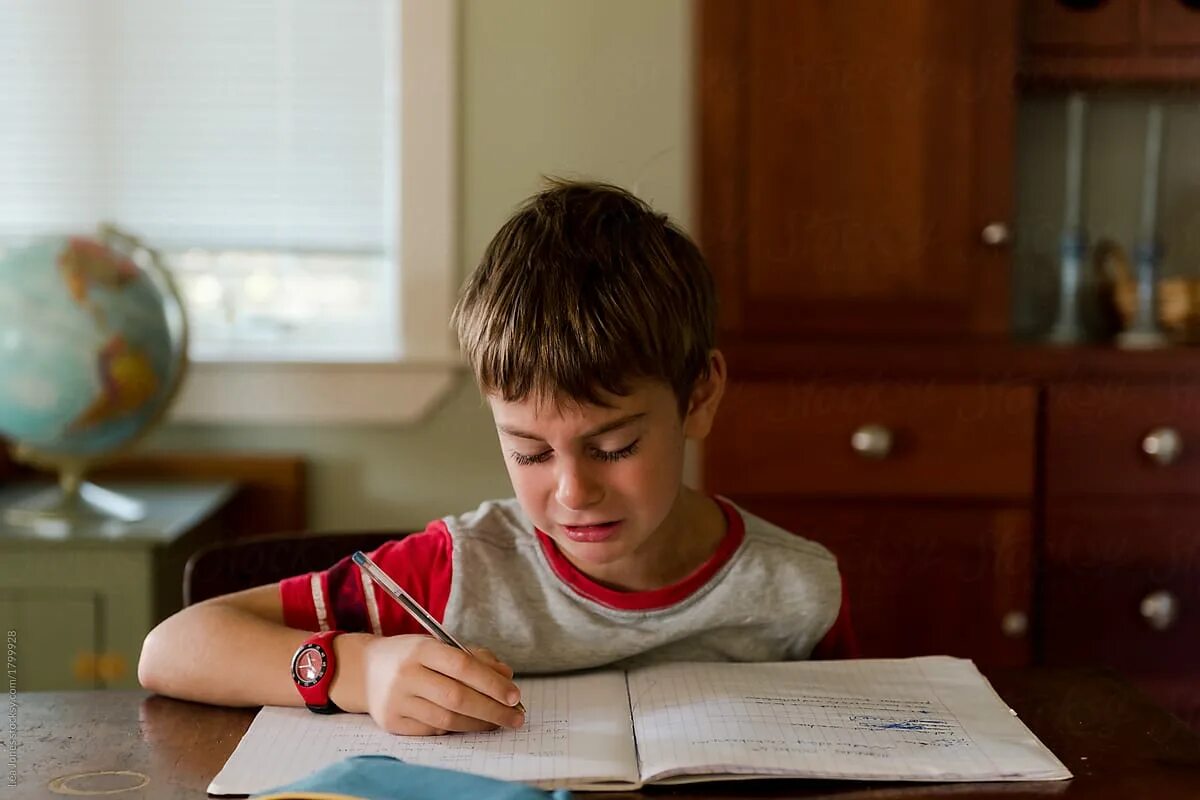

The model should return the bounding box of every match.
[561,520,622,543]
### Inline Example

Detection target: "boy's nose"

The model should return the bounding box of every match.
[555,462,604,510]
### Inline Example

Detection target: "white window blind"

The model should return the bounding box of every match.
[0,0,402,362]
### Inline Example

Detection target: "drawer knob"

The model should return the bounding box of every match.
[1001,610,1028,638]
[1142,427,1183,465]
[851,424,894,460]
[980,222,1011,247]
[1140,590,1179,632]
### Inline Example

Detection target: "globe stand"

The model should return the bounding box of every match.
[4,455,147,531]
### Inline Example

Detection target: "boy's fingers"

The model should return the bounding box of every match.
[398,695,500,734]
[471,647,514,679]
[471,646,500,662]
[413,667,525,730]
[424,643,521,707]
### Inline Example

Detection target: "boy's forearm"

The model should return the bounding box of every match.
[138,603,373,711]
[138,603,309,707]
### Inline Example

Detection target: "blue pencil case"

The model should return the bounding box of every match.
[252,755,573,800]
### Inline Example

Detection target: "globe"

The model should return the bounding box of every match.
[0,226,188,523]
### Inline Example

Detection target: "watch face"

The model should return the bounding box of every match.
[292,643,328,688]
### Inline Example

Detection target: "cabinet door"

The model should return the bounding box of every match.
[1043,503,1200,728]
[735,501,1034,668]
[0,590,100,691]
[700,0,1015,340]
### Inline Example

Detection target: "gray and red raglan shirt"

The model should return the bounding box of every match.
[280,496,859,674]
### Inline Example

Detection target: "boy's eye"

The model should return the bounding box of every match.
[510,449,552,466]
[591,439,640,463]
[509,439,640,466]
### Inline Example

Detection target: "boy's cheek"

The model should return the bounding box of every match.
[506,472,548,520]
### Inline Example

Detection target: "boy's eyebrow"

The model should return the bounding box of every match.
[498,412,647,441]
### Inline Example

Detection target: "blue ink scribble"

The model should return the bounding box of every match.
[849,715,942,732]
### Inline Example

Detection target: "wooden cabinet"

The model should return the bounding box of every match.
[1022,0,1200,82]
[705,365,1200,727]
[698,1,1200,729]
[700,349,1200,730]
[699,0,1016,341]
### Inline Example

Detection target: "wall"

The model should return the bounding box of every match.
[147,0,694,530]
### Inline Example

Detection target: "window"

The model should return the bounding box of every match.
[0,0,459,422]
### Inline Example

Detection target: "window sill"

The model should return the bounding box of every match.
[170,360,465,424]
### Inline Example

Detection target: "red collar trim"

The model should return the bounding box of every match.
[534,497,745,611]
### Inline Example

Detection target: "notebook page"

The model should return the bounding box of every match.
[627,656,1071,784]
[208,671,640,795]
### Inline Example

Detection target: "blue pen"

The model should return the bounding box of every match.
[351,550,525,714]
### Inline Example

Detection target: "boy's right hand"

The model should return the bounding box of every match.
[361,635,524,735]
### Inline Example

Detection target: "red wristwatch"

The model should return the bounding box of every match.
[291,631,343,714]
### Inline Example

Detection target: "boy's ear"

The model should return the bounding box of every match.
[683,350,727,440]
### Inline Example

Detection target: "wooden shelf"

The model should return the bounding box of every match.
[1021,53,1200,86]
[721,340,1200,383]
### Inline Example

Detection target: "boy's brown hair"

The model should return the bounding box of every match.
[453,179,716,413]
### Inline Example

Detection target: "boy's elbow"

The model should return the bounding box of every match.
[137,622,169,693]
[138,618,180,695]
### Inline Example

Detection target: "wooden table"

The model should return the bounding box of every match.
[7,668,1200,799]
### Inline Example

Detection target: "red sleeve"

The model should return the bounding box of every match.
[279,521,453,635]
[810,577,861,659]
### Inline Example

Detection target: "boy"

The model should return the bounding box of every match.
[138,180,856,737]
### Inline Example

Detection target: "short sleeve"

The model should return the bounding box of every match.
[279,520,453,636]
[809,577,860,659]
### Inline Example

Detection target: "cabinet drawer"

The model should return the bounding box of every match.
[1043,504,1200,679]
[708,382,1036,499]
[1046,384,1200,497]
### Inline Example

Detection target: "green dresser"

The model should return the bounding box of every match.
[0,482,236,691]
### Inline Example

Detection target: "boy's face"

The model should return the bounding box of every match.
[488,354,725,589]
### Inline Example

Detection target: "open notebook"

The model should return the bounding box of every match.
[208,656,1071,795]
